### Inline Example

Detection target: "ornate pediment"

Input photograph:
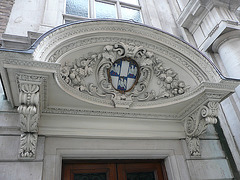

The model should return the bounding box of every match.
[58,42,189,108]
[0,20,239,159]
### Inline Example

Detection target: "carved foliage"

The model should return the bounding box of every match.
[17,83,40,159]
[60,42,187,108]
[19,133,38,159]
[18,84,40,132]
[184,102,219,156]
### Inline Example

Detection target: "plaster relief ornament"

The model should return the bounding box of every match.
[60,42,188,108]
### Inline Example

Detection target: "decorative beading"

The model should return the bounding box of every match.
[184,101,219,156]
[60,42,188,108]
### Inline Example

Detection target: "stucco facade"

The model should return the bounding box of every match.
[1,0,240,179]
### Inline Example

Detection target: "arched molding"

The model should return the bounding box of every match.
[29,20,228,109]
[32,20,221,83]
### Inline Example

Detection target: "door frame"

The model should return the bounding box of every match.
[53,149,187,180]
[42,138,190,180]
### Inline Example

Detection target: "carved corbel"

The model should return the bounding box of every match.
[17,83,40,159]
[184,101,219,156]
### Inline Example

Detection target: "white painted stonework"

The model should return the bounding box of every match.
[0,19,239,179]
[1,0,240,179]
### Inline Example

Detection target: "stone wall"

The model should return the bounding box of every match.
[0,0,15,39]
[0,98,44,180]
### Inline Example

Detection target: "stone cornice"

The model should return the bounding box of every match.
[2,58,60,71]
[177,0,240,31]
[42,107,179,120]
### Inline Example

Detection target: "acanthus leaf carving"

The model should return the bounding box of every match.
[60,42,188,108]
[17,82,40,159]
[19,133,38,159]
[184,101,219,156]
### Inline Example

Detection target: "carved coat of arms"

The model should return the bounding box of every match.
[108,58,139,93]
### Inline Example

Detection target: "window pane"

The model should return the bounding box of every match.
[120,0,139,5]
[95,1,117,19]
[66,0,88,17]
[121,7,142,22]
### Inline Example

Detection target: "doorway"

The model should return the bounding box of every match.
[62,160,168,180]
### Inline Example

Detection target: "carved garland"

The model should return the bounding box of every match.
[184,101,219,156]
[17,77,41,159]
[60,42,188,108]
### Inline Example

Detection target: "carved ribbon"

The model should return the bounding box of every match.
[184,101,219,156]
[17,83,40,159]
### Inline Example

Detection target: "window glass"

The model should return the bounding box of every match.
[95,1,117,19]
[120,0,139,5]
[121,7,142,22]
[66,0,89,17]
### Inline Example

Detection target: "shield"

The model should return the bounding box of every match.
[109,58,139,92]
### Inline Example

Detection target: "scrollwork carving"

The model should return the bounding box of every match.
[184,101,219,156]
[59,42,188,108]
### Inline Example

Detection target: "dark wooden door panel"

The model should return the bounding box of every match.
[117,162,165,180]
[62,160,168,180]
[62,163,117,180]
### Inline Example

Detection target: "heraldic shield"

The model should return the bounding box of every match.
[109,57,139,93]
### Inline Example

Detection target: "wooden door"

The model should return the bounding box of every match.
[117,162,166,180]
[62,160,168,180]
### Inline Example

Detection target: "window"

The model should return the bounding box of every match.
[64,0,143,23]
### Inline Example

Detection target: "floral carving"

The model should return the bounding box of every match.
[18,105,39,132]
[19,133,38,159]
[18,84,39,132]
[184,101,219,156]
[60,54,103,96]
[59,42,188,108]
[17,83,40,159]
[153,59,186,98]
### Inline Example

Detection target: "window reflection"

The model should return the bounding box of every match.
[64,0,142,23]
[121,7,142,22]
[95,1,117,19]
[66,0,88,17]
